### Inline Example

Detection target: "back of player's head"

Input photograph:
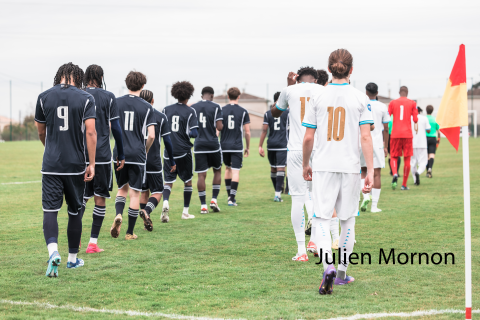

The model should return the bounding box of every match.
[273,91,281,103]
[171,81,195,101]
[417,106,423,114]
[399,86,408,95]
[227,87,241,100]
[328,49,353,79]
[365,82,378,96]
[140,90,154,104]
[53,62,84,90]
[201,86,214,96]
[84,64,104,89]
[316,69,329,86]
[426,105,434,114]
[297,66,318,82]
[125,71,147,92]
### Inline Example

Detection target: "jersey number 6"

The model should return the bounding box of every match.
[327,107,346,141]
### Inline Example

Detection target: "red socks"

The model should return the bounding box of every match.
[403,156,411,187]
[390,157,398,176]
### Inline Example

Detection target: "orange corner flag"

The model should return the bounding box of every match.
[436,44,468,151]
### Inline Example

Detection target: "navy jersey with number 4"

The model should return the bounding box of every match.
[191,100,223,153]
[85,87,119,163]
[220,104,250,152]
[113,95,155,165]
[146,109,171,172]
[264,109,289,150]
[162,103,198,157]
[35,84,96,174]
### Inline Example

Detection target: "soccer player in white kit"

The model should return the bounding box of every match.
[272,66,323,262]
[411,107,431,185]
[302,49,374,294]
[360,83,390,213]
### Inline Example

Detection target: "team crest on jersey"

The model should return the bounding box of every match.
[367,104,372,111]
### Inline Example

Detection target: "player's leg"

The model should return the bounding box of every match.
[416,148,428,178]
[360,166,370,211]
[330,210,340,249]
[228,153,243,206]
[162,156,177,223]
[401,138,413,190]
[427,137,436,178]
[390,138,400,189]
[85,196,106,253]
[179,152,195,219]
[111,163,128,238]
[140,173,163,231]
[140,190,149,211]
[125,188,140,239]
[197,171,208,214]
[267,150,277,193]
[210,152,222,212]
[42,174,63,277]
[64,175,86,269]
[274,151,287,202]
[223,152,232,199]
[371,168,383,212]
[411,149,419,185]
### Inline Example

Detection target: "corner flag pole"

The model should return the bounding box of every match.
[463,126,472,320]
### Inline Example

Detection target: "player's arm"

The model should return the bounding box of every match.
[383,123,389,157]
[34,96,46,145]
[258,123,268,157]
[360,124,373,193]
[287,71,298,86]
[271,89,288,118]
[163,134,176,172]
[84,118,97,182]
[243,123,251,157]
[145,125,155,153]
[412,103,419,123]
[216,119,223,132]
[110,119,125,170]
[36,123,46,146]
[302,128,315,181]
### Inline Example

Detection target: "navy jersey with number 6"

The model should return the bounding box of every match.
[191,100,223,153]
[113,95,155,165]
[85,87,119,163]
[35,84,96,174]
[220,104,250,152]
[264,109,289,150]
[162,103,198,157]
[146,109,171,172]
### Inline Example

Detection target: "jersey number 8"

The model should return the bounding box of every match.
[171,115,180,132]
[57,106,68,131]
[327,107,346,141]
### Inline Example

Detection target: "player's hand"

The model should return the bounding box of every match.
[384,148,388,158]
[259,146,265,157]
[116,158,125,171]
[244,148,250,157]
[287,72,298,86]
[303,166,312,181]
[170,164,177,173]
[84,165,95,182]
[363,172,374,193]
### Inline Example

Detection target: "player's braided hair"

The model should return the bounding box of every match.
[328,49,353,79]
[84,64,105,89]
[316,69,329,86]
[140,90,154,104]
[53,62,85,90]
[171,81,194,101]
[297,66,318,81]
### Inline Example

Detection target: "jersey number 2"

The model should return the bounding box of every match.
[274,117,281,130]
[57,106,68,131]
[327,107,346,141]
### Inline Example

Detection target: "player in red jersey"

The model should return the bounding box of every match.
[388,86,418,190]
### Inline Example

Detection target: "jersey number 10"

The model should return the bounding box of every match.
[327,107,346,141]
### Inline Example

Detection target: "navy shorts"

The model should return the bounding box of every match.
[142,172,164,194]
[267,150,287,168]
[84,163,113,199]
[114,163,146,191]
[194,151,222,173]
[42,174,85,215]
[164,152,193,183]
[222,152,243,170]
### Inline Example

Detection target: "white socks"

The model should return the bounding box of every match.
[89,237,98,244]
[313,217,333,271]
[304,190,313,221]
[337,217,355,280]
[330,217,339,242]
[291,195,306,255]
[68,253,77,263]
[275,191,281,198]
[183,207,189,214]
[163,200,169,208]
[47,243,58,257]
[371,188,381,211]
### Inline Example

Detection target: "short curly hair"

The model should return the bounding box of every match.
[171,81,194,101]
[125,71,147,91]
[297,66,318,82]
[316,69,329,86]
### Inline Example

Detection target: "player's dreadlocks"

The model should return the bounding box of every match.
[84,64,105,89]
[297,66,318,81]
[53,62,85,90]
[140,90,154,104]
[171,81,194,101]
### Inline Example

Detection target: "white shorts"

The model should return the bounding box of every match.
[360,146,385,169]
[287,150,314,196]
[312,171,360,221]
[411,148,428,167]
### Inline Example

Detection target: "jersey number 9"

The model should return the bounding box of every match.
[228,115,235,129]
[171,115,180,132]
[57,106,68,131]
[327,107,346,141]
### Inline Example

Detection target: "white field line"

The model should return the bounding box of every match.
[1,180,41,185]
[0,300,478,320]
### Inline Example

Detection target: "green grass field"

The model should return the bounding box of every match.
[0,138,478,319]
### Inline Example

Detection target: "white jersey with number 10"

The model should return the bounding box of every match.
[302,83,374,174]
[276,82,324,151]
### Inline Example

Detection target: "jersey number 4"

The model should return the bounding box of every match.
[327,107,346,141]
[199,113,207,128]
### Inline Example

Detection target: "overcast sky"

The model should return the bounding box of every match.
[0,0,479,120]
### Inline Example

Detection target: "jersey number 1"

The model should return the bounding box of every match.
[300,97,310,122]
[327,107,346,141]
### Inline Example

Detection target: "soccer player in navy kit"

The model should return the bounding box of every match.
[259,95,289,202]
[162,81,199,220]
[138,90,176,228]
[191,87,224,214]
[35,62,97,276]
[81,65,125,253]
[220,87,251,206]
[110,71,156,240]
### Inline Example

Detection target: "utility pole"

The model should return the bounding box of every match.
[266,83,269,111]
[10,80,12,141]
[166,85,168,106]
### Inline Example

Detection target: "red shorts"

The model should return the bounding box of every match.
[390,138,413,158]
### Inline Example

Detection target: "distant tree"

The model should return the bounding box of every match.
[1,114,39,141]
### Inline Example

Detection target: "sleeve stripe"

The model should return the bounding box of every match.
[276,104,287,111]
[34,118,46,123]
[146,122,156,127]
[302,122,317,129]
[382,121,390,123]
[359,120,374,125]
[190,126,199,129]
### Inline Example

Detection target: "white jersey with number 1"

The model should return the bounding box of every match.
[276,82,324,151]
